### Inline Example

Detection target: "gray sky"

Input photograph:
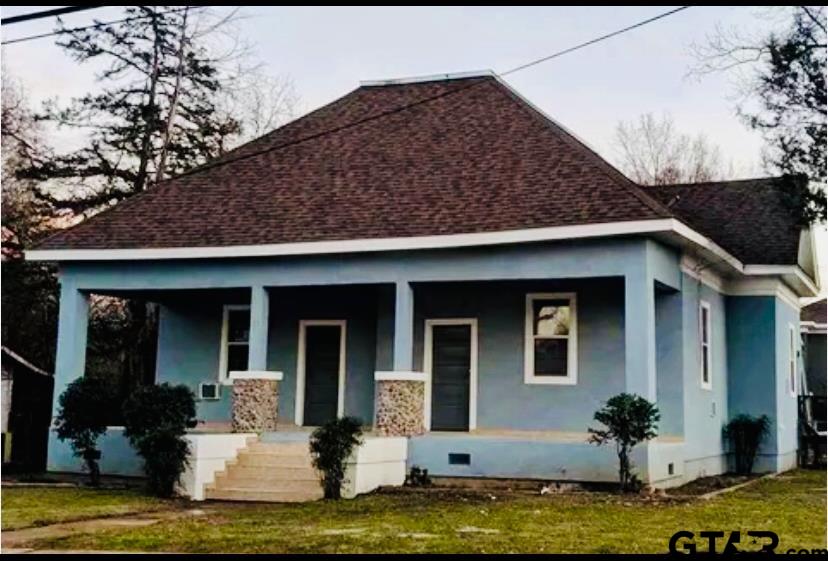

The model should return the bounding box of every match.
[2,5,825,291]
[0,5,777,170]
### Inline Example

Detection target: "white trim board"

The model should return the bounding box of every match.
[423,318,479,432]
[374,371,427,382]
[698,300,712,391]
[228,370,283,381]
[294,319,347,427]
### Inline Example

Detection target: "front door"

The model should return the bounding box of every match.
[430,324,472,431]
[302,324,343,426]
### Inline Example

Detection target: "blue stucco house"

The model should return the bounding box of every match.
[28,71,821,498]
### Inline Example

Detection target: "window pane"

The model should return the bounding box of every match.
[534,338,568,376]
[701,307,709,343]
[534,300,570,337]
[228,309,250,343]
[228,344,248,372]
[702,346,709,383]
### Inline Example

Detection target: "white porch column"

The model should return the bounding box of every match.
[248,285,269,371]
[624,272,657,401]
[52,283,90,417]
[392,281,414,371]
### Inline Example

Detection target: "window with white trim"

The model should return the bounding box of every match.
[788,324,797,396]
[699,301,712,390]
[524,293,577,385]
[220,305,250,381]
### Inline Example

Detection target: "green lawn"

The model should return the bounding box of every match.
[1,486,171,531]
[4,470,826,554]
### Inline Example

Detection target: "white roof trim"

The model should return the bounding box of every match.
[24,216,820,297]
[27,219,676,262]
[360,70,495,87]
[1,346,51,377]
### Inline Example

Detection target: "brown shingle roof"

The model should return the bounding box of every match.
[802,299,827,324]
[36,75,673,252]
[647,177,802,265]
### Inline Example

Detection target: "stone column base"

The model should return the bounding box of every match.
[374,372,426,436]
[230,371,283,432]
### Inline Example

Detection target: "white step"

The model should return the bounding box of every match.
[206,487,323,503]
[216,465,319,481]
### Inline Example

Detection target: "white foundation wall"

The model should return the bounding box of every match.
[342,436,408,499]
[179,433,256,500]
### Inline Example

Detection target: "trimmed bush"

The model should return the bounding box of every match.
[309,416,363,499]
[588,393,660,492]
[54,377,113,486]
[123,383,196,497]
[724,414,770,474]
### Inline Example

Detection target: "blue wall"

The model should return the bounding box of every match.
[726,294,799,472]
[411,279,626,432]
[47,428,143,477]
[682,275,729,477]
[656,286,684,437]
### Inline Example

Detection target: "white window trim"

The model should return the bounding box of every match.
[218,304,250,384]
[699,300,712,391]
[788,323,797,397]
[524,293,577,385]
[294,319,347,427]
[423,318,479,432]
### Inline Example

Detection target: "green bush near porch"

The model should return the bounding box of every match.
[5,470,825,554]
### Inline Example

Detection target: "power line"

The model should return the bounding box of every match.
[180,6,692,178]
[500,6,691,76]
[1,7,190,46]
[1,6,103,26]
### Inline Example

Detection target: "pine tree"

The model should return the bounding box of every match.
[22,6,241,214]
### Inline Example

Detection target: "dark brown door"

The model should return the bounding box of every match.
[430,324,471,431]
[303,325,341,426]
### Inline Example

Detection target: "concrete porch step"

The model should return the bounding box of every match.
[232,453,314,468]
[216,465,319,481]
[211,476,321,492]
[246,441,311,456]
[205,487,323,503]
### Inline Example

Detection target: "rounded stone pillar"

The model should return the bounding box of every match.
[374,371,427,436]
[229,371,283,432]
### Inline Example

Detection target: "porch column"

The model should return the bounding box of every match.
[374,281,426,436]
[52,283,89,417]
[248,285,269,371]
[393,281,414,371]
[230,285,280,432]
[624,272,657,401]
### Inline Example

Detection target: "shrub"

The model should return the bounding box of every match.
[405,465,432,487]
[309,416,363,499]
[54,377,113,486]
[588,393,660,492]
[123,383,196,497]
[724,414,770,474]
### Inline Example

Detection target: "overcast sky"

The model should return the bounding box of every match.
[1,5,825,292]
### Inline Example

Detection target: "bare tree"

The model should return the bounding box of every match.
[690,6,826,224]
[613,113,731,185]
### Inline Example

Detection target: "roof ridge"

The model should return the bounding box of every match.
[651,176,785,189]
[487,76,673,219]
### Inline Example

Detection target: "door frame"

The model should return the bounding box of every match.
[423,318,478,432]
[295,319,347,426]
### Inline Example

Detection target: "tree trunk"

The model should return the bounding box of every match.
[155,7,190,182]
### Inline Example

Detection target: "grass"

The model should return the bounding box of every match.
[1,486,171,531]
[4,470,826,554]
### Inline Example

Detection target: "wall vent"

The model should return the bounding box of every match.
[668,462,674,476]
[448,453,471,465]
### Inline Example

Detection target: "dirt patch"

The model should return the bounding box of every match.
[668,473,761,496]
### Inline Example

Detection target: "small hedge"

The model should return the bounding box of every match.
[123,383,197,497]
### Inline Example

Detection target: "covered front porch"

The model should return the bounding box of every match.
[48,237,686,487]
